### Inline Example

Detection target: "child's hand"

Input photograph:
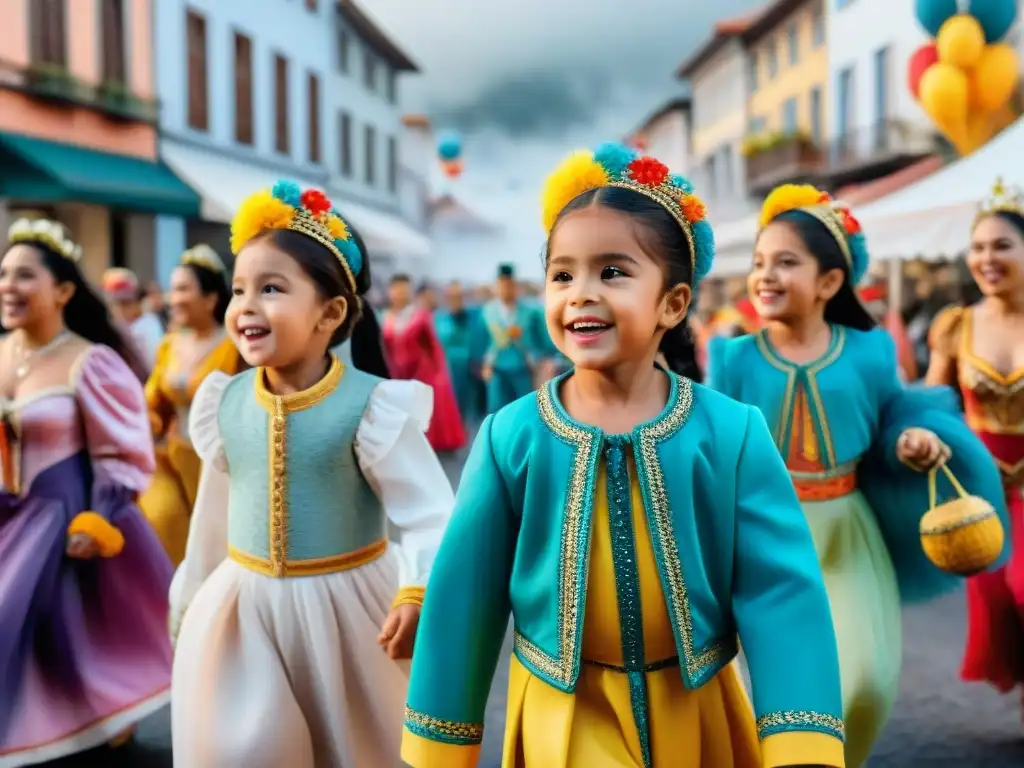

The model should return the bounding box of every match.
[66,533,100,559]
[377,604,421,660]
[896,428,950,471]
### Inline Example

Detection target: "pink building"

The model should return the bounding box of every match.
[0,0,197,284]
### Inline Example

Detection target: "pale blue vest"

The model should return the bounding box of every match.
[219,361,385,576]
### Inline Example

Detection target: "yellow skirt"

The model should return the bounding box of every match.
[503,656,759,767]
[139,437,201,566]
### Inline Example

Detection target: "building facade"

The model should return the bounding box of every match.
[626,98,692,180]
[153,0,429,285]
[0,0,198,284]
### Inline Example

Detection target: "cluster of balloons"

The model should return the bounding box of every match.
[437,131,463,179]
[910,0,1020,155]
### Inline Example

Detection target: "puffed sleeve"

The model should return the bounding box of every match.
[730,405,846,768]
[927,305,964,359]
[401,413,515,768]
[144,336,174,437]
[168,371,231,643]
[355,379,454,607]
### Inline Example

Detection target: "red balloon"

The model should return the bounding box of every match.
[908,43,940,99]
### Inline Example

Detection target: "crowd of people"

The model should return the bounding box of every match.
[0,142,1021,768]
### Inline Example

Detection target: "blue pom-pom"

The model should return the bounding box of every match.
[669,173,694,194]
[915,0,958,36]
[848,231,870,285]
[336,236,363,277]
[593,142,636,178]
[691,218,715,284]
[968,0,1017,42]
[271,180,302,208]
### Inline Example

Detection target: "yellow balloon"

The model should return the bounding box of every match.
[919,62,969,149]
[968,44,1019,113]
[936,14,986,70]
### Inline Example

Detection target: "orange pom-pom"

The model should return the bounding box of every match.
[67,511,125,557]
[681,194,706,223]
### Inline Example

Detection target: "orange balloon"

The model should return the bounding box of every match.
[968,44,1019,113]
[919,62,969,151]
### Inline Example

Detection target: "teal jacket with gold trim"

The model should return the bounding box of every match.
[403,369,844,763]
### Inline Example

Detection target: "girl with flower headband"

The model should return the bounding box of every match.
[138,244,242,566]
[403,144,844,768]
[0,219,172,764]
[707,184,1009,766]
[925,179,1024,712]
[168,181,453,766]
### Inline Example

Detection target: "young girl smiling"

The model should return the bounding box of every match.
[708,184,1008,767]
[403,145,845,768]
[169,182,453,766]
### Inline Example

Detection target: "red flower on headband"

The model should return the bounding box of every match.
[301,189,331,216]
[628,156,669,187]
[817,192,832,204]
[841,209,861,235]
[680,194,706,223]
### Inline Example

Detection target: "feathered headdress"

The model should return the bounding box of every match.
[540,142,714,285]
[230,181,363,291]
[759,184,868,285]
[7,218,82,262]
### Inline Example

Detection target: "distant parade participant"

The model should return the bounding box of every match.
[926,179,1024,711]
[708,184,1008,767]
[435,280,486,424]
[102,267,165,371]
[0,219,172,765]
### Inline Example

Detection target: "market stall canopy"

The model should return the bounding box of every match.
[858,117,1024,260]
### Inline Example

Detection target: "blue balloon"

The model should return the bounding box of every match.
[969,0,1017,42]
[437,132,462,161]
[915,0,958,36]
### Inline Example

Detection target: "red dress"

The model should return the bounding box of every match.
[382,306,466,453]
[930,306,1024,691]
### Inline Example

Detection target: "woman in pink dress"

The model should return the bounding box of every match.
[382,275,466,452]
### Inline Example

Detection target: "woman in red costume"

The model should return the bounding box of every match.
[382,274,466,453]
[926,179,1024,709]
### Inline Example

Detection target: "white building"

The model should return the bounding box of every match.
[427,194,504,286]
[626,98,693,179]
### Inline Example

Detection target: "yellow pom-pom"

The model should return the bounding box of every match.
[230,190,296,254]
[67,511,125,557]
[326,214,349,241]
[541,150,610,232]
[759,183,825,228]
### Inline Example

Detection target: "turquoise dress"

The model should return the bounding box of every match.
[472,299,554,413]
[708,325,1009,768]
[435,307,485,422]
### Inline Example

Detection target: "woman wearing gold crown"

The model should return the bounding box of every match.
[169,181,453,766]
[707,184,1009,766]
[925,179,1024,709]
[0,219,173,765]
[138,245,242,566]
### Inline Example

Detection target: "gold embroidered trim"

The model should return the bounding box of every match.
[268,396,287,576]
[228,538,387,577]
[404,706,483,744]
[756,710,845,740]
[254,355,344,414]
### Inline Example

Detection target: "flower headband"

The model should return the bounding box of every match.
[759,184,868,285]
[181,243,226,274]
[230,181,363,291]
[541,142,714,285]
[7,218,82,262]
[976,177,1024,224]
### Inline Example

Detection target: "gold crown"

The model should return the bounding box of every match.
[181,244,226,273]
[7,218,82,261]
[288,210,356,291]
[978,177,1024,220]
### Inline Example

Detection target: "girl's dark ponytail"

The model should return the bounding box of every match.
[659,320,703,382]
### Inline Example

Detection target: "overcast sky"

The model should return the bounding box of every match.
[368,0,761,278]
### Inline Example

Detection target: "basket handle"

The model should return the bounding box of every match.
[928,461,969,510]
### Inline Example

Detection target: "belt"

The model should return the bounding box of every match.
[228,537,387,577]
[790,462,858,502]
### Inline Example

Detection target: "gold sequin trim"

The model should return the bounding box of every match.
[404,706,483,744]
[268,397,287,576]
[756,710,845,740]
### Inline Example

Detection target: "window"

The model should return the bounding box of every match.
[307,72,321,163]
[234,32,253,145]
[31,0,67,67]
[364,50,376,91]
[810,86,823,145]
[364,124,376,185]
[387,135,398,192]
[338,111,353,176]
[748,53,758,92]
[386,67,397,104]
[873,46,890,124]
[812,7,825,47]
[337,28,349,73]
[720,145,733,195]
[748,115,767,134]
[703,155,717,199]
[787,23,799,65]
[837,66,854,137]
[100,0,126,84]
[275,54,290,154]
[767,40,778,78]
[782,98,798,133]
[186,10,208,131]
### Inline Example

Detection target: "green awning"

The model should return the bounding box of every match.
[0,131,200,218]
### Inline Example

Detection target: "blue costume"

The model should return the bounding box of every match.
[435,306,485,422]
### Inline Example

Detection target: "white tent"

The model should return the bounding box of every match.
[858,118,1024,260]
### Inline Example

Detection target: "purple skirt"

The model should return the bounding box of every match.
[0,452,173,765]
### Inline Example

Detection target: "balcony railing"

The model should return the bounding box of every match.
[0,59,159,124]
[826,119,938,179]
[744,135,826,193]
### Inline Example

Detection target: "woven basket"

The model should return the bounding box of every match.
[919,463,1004,577]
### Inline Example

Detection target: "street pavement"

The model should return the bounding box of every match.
[43,444,1024,767]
